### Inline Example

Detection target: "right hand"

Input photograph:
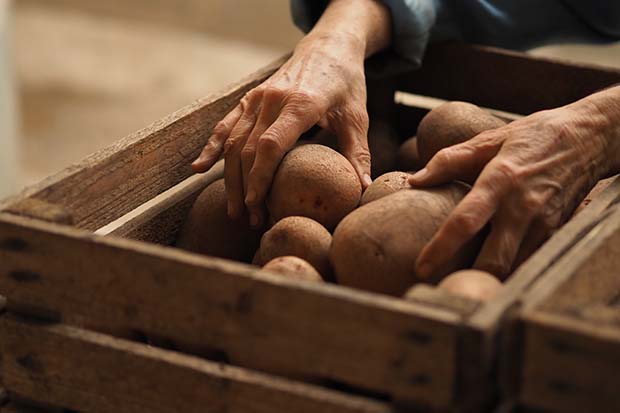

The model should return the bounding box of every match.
[191,32,372,228]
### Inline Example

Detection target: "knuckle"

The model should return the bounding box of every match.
[240,145,256,164]
[492,159,522,187]
[449,212,483,238]
[213,120,232,136]
[257,134,283,155]
[263,85,286,101]
[433,146,459,165]
[352,146,371,166]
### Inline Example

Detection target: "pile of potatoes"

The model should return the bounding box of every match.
[177,101,509,303]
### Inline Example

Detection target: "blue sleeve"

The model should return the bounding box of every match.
[290,1,620,69]
[290,0,438,68]
[431,0,620,50]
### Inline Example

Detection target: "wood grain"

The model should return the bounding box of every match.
[0,213,461,409]
[0,56,287,231]
[398,43,620,115]
[0,315,393,413]
[96,160,224,245]
[520,312,620,413]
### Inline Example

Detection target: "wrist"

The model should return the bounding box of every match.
[307,0,391,58]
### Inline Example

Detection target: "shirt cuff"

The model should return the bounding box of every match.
[290,0,438,69]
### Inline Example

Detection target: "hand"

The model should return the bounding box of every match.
[191,0,391,229]
[409,88,620,278]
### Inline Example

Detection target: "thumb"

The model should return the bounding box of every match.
[336,112,372,189]
[409,132,503,187]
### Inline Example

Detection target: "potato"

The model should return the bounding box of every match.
[396,136,421,171]
[360,171,411,205]
[417,101,506,165]
[262,256,323,282]
[176,178,260,262]
[331,183,480,295]
[437,270,502,302]
[268,144,361,230]
[255,216,331,279]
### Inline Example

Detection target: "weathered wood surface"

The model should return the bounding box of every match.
[514,202,620,413]
[0,315,393,413]
[399,43,620,115]
[520,312,620,413]
[0,213,461,409]
[459,176,620,412]
[0,56,287,231]
[96,160,224,245]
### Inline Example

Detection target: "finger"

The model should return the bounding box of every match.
[474,205,533,279]
[415,162,513,279]
[336,109,372,188]
[415,187,498,279]
[224,96,261,219]
[242,92,283,227]
[245,105,320,222]
[409,130,504,187]
[192,105,243,172]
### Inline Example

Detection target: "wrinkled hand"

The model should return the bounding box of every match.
[191,34,372,228]
[409,101,619,279]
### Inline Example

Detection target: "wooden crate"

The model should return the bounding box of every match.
[506,191,620,413]
[1,43,620,413]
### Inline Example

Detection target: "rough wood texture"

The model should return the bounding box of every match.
[96,161,224,245]
[0,56,287,231]
[515,203,620,413]
[399,43,620,115]
[520,312,620,413]
[459,176,620,412]
[0,213,460,410]
[405,285,480,317]
[0,315,393,413]
[2,199,73,226]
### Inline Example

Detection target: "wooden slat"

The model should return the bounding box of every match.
[0,56,287,231]
[398,43,620,115]
[458,176,620,411]
[95,160,224,244]
[0,213,461,409]
[0,315,393,413]
[520,312,620,413]
[512,199,620,412]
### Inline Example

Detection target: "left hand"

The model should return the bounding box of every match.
[409,92,620,279]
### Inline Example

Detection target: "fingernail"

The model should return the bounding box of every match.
[409,168,428,183]
[363,174,373,187]
[250,213,260,228]
[246,190,257,205]
[417,261,433,279]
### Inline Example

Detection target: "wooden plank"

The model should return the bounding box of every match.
[459,176,620,412]
[511,198,620,413]
[0,56,287,231]
[398,43,620,115]
[0,213,461,409]
[520,312,620,413]
[95,160,224,245]
[0,315,393,413]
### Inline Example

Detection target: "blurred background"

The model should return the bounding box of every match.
[1,0,619,199]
